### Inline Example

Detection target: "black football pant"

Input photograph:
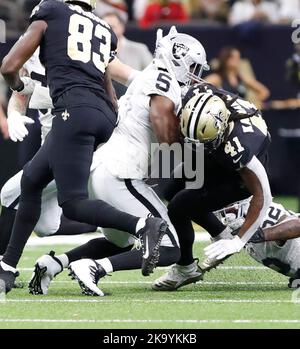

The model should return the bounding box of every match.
[161,164,250,266]
[2,104,140,268]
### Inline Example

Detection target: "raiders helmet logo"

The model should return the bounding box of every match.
[172,43,189,59]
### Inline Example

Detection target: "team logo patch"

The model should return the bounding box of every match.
[62,110,70,121]
[172,43,189,59]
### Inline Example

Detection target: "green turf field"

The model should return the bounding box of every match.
[0,197,300,329]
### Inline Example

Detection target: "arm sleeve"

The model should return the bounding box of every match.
[109,29,118,63]
[30,0,57,23]
[240,156,272,244]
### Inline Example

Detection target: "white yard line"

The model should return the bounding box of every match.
[2,299,299,304]
[49,280,287,285]
[0,318,299,324]
[18,265,269,272]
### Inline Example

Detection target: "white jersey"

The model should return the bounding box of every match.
[23,48,54,143]
[246,202,300,278]
[92,64,182,179]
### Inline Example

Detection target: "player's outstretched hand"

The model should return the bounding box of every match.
[7,111,35,142]
[204,236,244,260]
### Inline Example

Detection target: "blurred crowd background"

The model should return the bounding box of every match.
[1,0,300,203]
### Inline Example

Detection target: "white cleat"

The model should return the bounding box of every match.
[152,260,203,291]
[68,259,106,297]
[29,251,63,295]
[200,255,229,273]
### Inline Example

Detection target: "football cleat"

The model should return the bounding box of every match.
[152,260,203,291]
[138,217,168,276]
[288,277,300,289]
[0,263,17,294]
[29,251,63,295]
[68,259,106,296]
[200,254,230,273]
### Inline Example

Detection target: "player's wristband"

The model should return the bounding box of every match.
[11,81,25,93]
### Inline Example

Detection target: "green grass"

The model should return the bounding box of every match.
[1,242,300,329]
[0,196,299,329]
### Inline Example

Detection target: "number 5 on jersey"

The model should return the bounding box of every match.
[68,14,111,73]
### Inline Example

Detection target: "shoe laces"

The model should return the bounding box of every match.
[89,263,101,285]
[131,237,142,251]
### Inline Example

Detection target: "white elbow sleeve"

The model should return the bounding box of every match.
[241,156,272,244]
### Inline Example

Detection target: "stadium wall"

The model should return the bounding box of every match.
[0,25,299,194]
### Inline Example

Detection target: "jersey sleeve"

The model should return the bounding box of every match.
[221,126,253,171]
[142,70,182,113]
[109,29,118,63]
[30,0,58,23]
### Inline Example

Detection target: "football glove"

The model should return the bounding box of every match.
[7,111,35,142]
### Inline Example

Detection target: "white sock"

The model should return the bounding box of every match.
[178,261,197,272]
[96,258,113,274]
[0,256,3,262]
[135,218,146,234]
[214,226,233,241]
[0,261,16,273]
[56,254,69,268]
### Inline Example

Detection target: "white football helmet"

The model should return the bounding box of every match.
[154,26,209,87]
[214,198,252,231]
[181,91,230,150]
[65,0,96,10]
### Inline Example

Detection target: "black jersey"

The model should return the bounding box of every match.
[184,82,271,173]
[30,0,117,107]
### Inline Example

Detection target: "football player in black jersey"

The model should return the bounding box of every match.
[0,0,167,293]
[153,82,273,291]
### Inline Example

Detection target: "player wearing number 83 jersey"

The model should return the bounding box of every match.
[0,0,171,292]
[30,0,117,106]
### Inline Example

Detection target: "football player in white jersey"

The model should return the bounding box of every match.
[213,199,300,289]
[0,47,140,261]
[28,26,210,296]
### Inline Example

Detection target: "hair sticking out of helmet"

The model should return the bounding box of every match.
[154,27,209,87]
[180,91,230,151]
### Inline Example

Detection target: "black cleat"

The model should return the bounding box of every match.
[138,217,168,276]
[288,277,300,289]
[0,263,18,294]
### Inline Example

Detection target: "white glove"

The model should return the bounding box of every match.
[7,111,35,142]
[15,77,36,96]
[204,235,244,260]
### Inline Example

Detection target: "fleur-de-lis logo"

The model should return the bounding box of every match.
[62,110,70,121]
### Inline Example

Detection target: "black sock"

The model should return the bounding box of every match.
[66,237,131,263]
[0,207,16,255]
[62,199,139,236]
[191,212,226,238]
[54,215,97,236]
[3,175,43,268]
[109,246,180,271]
